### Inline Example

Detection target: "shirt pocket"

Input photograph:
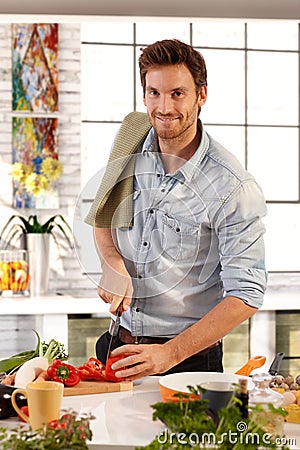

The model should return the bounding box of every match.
[161,213,200,261]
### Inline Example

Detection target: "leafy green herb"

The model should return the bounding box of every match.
[0,410,94,449]
[41,339,69,364]
[137,386,289,450]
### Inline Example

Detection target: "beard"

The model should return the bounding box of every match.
[148,100,199,142]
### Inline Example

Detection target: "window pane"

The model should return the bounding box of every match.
[74,201,101,276]
[247,127,299,201]
[81,45,134,121]
[247,52,298,125]
[192,21,245,48]
[247,21,298,51]
[81,122,120,188]
[81,21,133,44]
[200,49,245,124]
[135,21,190,45]
[264,204,300,271]
[135,50,147,112]
[205,125,245,166]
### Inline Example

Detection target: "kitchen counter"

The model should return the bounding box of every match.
[0,286,299,368]
[0,294,110,350]
[1,376,300,449]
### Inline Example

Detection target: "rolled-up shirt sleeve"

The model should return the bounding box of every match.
[216,179,268,309]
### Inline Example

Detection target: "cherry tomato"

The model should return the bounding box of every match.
[48,419,59,428]
[18,405,29,422]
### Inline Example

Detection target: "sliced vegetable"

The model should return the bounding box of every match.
[104,355,126,382]
[14,356,49,388]
[47,360,80,387]
[77,357,106,381]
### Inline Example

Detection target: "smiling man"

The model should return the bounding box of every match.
[86,39,267,380]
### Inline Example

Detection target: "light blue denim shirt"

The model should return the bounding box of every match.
[116,124,267,337]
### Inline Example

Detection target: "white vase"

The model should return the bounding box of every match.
[23,233,50,297]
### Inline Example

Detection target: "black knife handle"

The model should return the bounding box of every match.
[269,352,285,376]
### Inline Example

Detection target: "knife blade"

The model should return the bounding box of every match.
[106,308,121,366]
[268,352,285,376]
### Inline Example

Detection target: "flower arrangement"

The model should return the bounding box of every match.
[11,156,63,197]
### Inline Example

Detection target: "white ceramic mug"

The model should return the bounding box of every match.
[11,381,63,430]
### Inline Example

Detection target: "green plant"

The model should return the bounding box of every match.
[0,410,94,449]
[0,214,73,250]
[137,386,289,450]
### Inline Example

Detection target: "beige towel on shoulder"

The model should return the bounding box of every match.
[84,112,151,229]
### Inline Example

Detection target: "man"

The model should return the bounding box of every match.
[86,39,267,380]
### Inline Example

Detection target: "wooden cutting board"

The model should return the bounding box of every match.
[63,380,133,396]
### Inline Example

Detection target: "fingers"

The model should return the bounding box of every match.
[110,344,169,380]
[97,282,131,316]
[109,295,125,314]
[97,286,111,304]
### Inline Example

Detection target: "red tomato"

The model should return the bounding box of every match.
[48,418,67,430]
[105,355,126,382]
[48,419,59,428]
[18,405,29,422]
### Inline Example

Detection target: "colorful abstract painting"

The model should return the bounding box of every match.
[12,117,61,209]
[12,24,58,112]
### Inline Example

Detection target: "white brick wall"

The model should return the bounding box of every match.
[0,22,96,298]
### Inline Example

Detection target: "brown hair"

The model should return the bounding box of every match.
[138,39,207,95]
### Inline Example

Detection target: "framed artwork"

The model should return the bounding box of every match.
[11,23,61,209]
[12,23,58,113]
[12,117,61,209]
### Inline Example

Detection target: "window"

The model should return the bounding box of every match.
[80,19,300,275]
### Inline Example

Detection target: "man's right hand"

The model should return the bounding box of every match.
[97,258,133,315]
[94,227,133,315]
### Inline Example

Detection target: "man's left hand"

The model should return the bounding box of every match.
[109,343,174,380]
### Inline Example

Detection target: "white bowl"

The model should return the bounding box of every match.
[159,371,254,402]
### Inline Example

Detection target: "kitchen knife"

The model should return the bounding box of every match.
[106,308,121,366]
[268,352,285,376]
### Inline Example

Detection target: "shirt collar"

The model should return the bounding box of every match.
[141,120,209,182]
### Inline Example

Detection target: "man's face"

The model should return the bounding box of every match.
[143,63,207,142]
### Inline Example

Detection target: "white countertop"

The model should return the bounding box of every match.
[1,376,300,449]
[0,285,300,315]
[0,294,110,316]
[63,376,164,449]
[62,377,300,450]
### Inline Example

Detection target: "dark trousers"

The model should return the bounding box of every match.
[96,331,223,374]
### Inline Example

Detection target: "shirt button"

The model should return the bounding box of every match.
[143,241,148,246]
[149,209,154,214]
[161,188,165,192]
[138,275,142,279]
[136,307,141,312]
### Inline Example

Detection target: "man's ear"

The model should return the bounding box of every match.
[197,86,207,107]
